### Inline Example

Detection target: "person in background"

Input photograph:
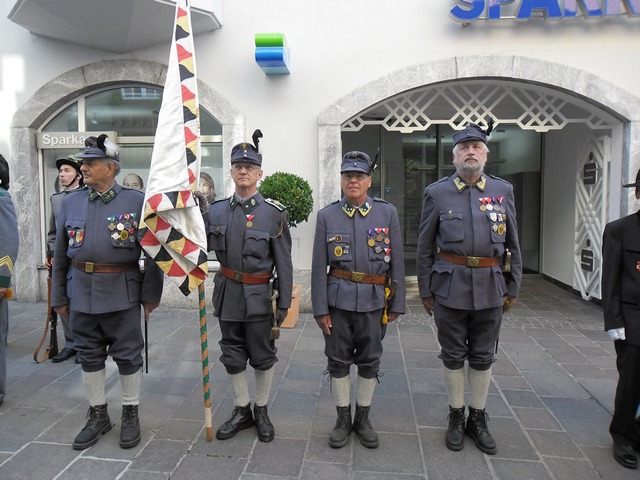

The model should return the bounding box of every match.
[601,168,640,470]
[416,121,522,455]
[199,172,216,204]
[123,173,144,191]
[46,154,84,363]
[311,151,406,449]
[0,154,19,406]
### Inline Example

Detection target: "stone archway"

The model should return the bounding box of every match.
[10,59,245,301]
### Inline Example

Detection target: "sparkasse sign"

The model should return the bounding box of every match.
[450,0,640,23]
[37,132,118,149]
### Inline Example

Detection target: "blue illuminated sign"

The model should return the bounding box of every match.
[450,0,640,22]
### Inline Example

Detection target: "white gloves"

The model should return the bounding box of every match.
[608,328,626,341]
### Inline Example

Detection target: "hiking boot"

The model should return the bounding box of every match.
[445,405,466,451]
[353,404,379,449]
[73,404,112,450]
[216,404,254,440]
[120,404,141,449]
[329,405,352,448]
[465,407,497,454]
[254,404,275,442]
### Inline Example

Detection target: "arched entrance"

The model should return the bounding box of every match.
[319,56,640,301]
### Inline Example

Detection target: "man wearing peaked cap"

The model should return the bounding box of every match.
[46,153,85,364]
[311,150,406,449]
[602,168,640,469]
[417,120,522,455]
[204,131,292,443]
[51,134,163,450]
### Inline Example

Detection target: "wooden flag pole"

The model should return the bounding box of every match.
[198,282,213,441]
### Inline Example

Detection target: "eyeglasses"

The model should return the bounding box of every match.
[341,172,369,182]
[232,163,259,172]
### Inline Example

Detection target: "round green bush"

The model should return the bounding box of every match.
[259,171,314,228]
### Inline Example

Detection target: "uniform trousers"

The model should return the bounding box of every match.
[434,303,502,371]
[218,318,277,375]
[0,299,8,403]
[610,341,640,447]
[72,306,143,375]
[324,306,385,380]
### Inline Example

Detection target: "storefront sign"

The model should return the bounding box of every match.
[37,132,118,149]
[450,0,640,23]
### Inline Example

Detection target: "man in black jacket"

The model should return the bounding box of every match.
[602,168,640,470]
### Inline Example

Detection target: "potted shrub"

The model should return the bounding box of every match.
[259,171,313,328]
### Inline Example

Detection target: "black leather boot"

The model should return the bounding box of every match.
[465,407,497,455]
[73,404,112,450]
[353,404,379,449]
[329,405,352,448]
[254,404,275,442]
[446,406,466,451]
[120,404,141,449]
[216,404,254,440]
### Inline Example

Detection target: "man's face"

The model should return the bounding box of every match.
[452,140,488,177]
[230,162,262,189]
[80,158,113,189]
[59,165,79,188]
[341,171,371,205]
[123,174,143,190]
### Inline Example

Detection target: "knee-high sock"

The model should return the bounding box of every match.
[120,369,142,406]
[356,376,376,407]
[83,369,106,406]
[332,375,351,407]
[229,371,251,407]
[254,367,274,407]
[443,366,465,409]
[468,366,492,410]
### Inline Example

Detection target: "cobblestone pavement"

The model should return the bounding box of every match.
[0,276,637,479]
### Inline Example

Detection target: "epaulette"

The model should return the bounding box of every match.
[434,176,450,185]
[373,197,390,205]
[320,199,340,212]
[486,173,510,185]
[213,196,230,204]
[265,198,286,211]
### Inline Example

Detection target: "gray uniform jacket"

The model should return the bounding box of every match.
[46,187,85,256]
[602,210,640,346]
[312,196,406,316]
[417,174,522,310]
[51,184,164,314]
[0,188,18,289]
[206,192,293,321]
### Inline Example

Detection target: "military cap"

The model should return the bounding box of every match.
[340,151,372,175]
[231,142,261,166]
[77,134,120,162]
[623,169,640,188]
[55,154,82,174]
[452,119,495,147]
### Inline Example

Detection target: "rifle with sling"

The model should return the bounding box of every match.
[33,267,59,363]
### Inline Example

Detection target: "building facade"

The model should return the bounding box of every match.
[2,0,639,309]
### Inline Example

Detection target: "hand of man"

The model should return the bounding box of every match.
[421,297,434,316]
[0,287,7,299]
[388,312,400,323]
[54,304,69,318]
[193,191,210,215]
[143,303,160,320]
[315,314,332,335]
[276,308,288,327]
[608,327,626,341]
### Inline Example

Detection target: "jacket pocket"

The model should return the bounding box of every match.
[327,232,352,263]
[125,270,143,304]
[207,224,226,252]
[65,219,86,248]
[242,229,270,258]
[430,263,454,299]
[439,212,463,243]
[244,284,272,317]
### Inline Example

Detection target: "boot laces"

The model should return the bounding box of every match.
[447,409,465,430]
[255,407,272,426]
[122,406,138,428]
[471,409,490,435]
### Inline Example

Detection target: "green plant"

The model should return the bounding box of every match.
[259,171,313,228]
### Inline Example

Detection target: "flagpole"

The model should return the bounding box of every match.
[198,282,213,441]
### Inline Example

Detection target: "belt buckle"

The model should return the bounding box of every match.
[85,262,94,273]
[351,272,365,283]
[233,271,243,282]
[467,256,480,267]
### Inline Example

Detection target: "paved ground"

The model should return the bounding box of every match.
[0,276,637,480]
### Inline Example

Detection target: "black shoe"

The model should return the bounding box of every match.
[445,406,466,451]
[75,354,81,364]
[353,404,379,449]
[254,404,275,442]
[216,404,254,440]
[73,404,112,450]
[120,405,141,449]
[614,443,638,469]
[465,407,496,455]
[52,348,77,363]
[329,405,352,448]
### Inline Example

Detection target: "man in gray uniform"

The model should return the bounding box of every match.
[206,139,292,443]
[51,134,164,450]
[417,122,522,455]
[312,151,406,449]
[0,154,19,406]
[46,154,84,363]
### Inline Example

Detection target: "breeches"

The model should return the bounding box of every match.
[218,318,277,375]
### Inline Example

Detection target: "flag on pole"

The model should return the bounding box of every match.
[140,0,208,296]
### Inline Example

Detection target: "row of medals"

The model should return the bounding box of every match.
[108,215,138,243]
[480,197,507,235]
[368,228,392,263]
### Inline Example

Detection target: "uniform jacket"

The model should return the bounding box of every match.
[47,187,85,256]
[417,173,522,310]
[602,210,640,346]
[51,184,164,314]
[311,196,406,316]
[0,188,19,289]
[206,192,293,321]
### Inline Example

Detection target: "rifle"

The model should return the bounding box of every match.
[33,268,59,363]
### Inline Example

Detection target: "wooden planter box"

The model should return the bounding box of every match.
[280,284,301,329]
